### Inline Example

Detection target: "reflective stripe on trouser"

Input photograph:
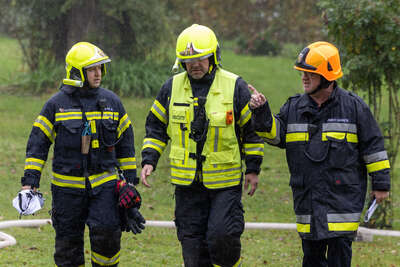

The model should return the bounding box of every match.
[56,265,84,267]
[214,257,242,267]
[51,182,120,266]
[302,237,353,267]
[90,227,121,266]
[174,183,244,267]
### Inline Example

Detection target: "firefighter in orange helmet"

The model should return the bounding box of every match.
[249,41,390,267]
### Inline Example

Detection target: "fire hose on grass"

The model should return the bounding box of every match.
[1,219,400,249]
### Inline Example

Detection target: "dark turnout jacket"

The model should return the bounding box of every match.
[252,85,390,240]
[22,84,137,191]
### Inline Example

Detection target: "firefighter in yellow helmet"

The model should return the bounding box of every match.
[19,42,144,266]
[141,24,264,266]
[249,41,390,266]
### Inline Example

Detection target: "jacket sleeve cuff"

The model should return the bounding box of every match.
[371,182,390,191]
[371,170,391,191]
[251,102,273,132]
[123,170,139,185]
[21,175,40,188]
[245,156,262,175]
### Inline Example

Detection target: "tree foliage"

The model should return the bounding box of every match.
[1,0,174,63]
[0,0,174,94]
[319,0,400,228]
[167,0,323,54]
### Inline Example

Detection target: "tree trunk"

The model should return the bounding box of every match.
[66,0,97,51]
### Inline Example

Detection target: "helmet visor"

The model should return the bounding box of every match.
[84,58,111,69]
[178,42,213,62]
[295,47,317,71]
[180,53,213,63]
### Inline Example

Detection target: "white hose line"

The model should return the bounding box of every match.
[0,232,16,248]
[357,226,400,237]
[1,219,400,249]
[0,219,52,229]
[0,219,52,249]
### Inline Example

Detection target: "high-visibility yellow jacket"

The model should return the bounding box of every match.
[142,68,264,189]
[167,69,243,189]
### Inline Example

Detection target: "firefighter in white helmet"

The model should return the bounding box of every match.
[141,24,264,267]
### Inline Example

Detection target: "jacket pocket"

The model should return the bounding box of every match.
[209,112,227,127]
[171,109,188,124]
[327,135,358,167]
[169,146,185,161]
[101,119,118,145]
[59,120,83,148]
[326,170,363,212]
[208,145,238,164]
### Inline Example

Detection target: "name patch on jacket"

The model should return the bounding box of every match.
[327,118,349,123]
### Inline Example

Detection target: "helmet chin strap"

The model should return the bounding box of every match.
[308,75,332,95]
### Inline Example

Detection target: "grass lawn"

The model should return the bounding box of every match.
[0,37,399,266]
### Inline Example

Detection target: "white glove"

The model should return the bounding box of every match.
[12,189,44,216]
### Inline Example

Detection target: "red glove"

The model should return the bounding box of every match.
[116,180,141,209]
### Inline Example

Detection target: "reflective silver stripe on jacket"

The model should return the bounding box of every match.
[363,151,388,163]
[322,123,357,133]
[287,123,308,132]
[327,213,361,222]
[296,214,311,224]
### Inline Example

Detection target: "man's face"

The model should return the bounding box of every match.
[301,71,321,94]
[86,65,102,88]
[186,58,210,80]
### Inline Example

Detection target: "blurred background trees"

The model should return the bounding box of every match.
[0,0,175,95]
[0,0,324,94]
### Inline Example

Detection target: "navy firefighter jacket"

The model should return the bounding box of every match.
[22,84,136,191]
[252,84,390,240]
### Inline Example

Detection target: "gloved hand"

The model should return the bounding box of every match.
[116,179,141,209]
[120,207,146,234]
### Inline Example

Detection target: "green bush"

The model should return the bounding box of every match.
[17,58,63,94]
[14,57,172,97]
[235,31,281,56]
[103,59,172,97]
[280,43,305,60]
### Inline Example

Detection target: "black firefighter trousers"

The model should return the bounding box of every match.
[174,181,244,267]
[302,237,353,267]
[51,181,121,267]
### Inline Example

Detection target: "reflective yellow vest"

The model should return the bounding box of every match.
[167,69,242,189]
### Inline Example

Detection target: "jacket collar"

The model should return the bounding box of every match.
[60,84,99,97]
[298,82,339,116]
[188,66,217,88]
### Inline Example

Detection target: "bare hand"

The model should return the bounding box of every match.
[140,164,154,188]
[372,190,389,203]
[21,185,36,192]
[244,173,259,196]
[248,84,267,109]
